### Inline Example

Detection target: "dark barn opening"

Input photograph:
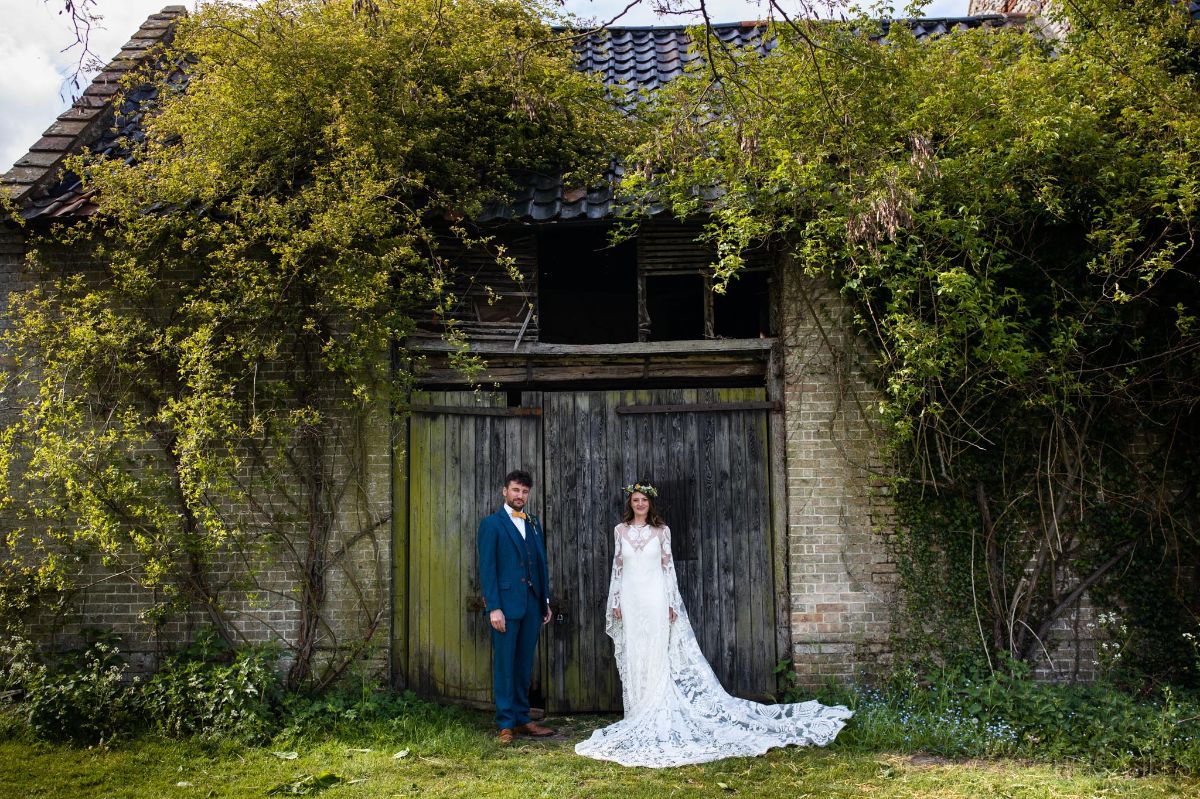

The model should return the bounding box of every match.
[537,226,637,343]
[646,274,706,341]
[714,270,772,339]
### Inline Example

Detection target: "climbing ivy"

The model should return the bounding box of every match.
[0,0,619,687]
[623,0,1200,682]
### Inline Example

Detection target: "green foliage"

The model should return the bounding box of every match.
[17,635,133,744]
[0,0,621,685]
[277,685,439,744]
[141,633,282,741]
[821,666,1200,774]
[624,0,1200,677]
[1,628,282,744]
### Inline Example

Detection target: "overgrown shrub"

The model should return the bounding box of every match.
[277,685,426,743]
[141,645,282,742]
[812,666,1200,774]
[1,629,284,744]
[19,637,133,743]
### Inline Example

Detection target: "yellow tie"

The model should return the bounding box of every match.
[511,511,526,520]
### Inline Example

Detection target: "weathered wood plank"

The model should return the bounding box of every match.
[444,406,462,698]
[676,392,702,641]
[615,401,780,414]
[475,409,497,701]
[409,338,773,356]
[602,390,625,705]
[408,392,430,693]
[428,405,448,694]
[542,393,562,710]
[715,395,737,687]
[748,398,774,697]
[417,362,767,385]
[695,402,719,668]
[392,400,411,689]
[403,405,542,417]
[522,391,545,707]
[729,388,753,696]
[575,391,595,709]
[550,391,581,710]
[457,402,481,702]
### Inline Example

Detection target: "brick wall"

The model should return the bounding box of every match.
[778,262,1101,686]
[779,265,896,687]
[0,225,393,681]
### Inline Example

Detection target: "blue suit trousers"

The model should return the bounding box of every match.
[490,586,543,730]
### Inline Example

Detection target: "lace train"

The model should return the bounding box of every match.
[575,523,852,768]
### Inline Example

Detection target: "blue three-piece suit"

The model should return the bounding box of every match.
[477,507,550,730]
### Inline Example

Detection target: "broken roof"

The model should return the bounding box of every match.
[1,6,1027,223]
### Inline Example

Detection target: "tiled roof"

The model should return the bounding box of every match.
[485,15,1024,223]
[573,23,775,95]
[1,6,188,218]
[2,10,1025,223]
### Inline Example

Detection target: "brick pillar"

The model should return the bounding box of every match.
[779,266,896,687]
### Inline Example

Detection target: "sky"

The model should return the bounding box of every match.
[0,0,970,172]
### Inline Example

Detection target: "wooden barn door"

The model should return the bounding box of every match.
[401,390,543,705]
[542,387,777,712]
[398,387,776,712]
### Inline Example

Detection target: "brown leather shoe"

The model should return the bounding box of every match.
[515,721,555,737]
[497,728,514,744]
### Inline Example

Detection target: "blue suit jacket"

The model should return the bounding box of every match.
[478,507,550,620]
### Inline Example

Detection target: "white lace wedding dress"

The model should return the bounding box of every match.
[575,523,852,768]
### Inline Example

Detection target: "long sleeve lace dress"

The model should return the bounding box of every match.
[574,523,852,768]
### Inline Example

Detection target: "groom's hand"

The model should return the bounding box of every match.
[489,609,506,633]
[543,605,552,626]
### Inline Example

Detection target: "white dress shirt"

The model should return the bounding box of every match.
[504,503,526,539]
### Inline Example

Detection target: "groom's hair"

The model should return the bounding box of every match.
[504,469,533,489]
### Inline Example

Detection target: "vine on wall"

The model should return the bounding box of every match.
[616,0,1200,682]
[0,0,620,687]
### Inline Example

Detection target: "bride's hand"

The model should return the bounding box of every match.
[612,606,622,619]
[669,608,677,623]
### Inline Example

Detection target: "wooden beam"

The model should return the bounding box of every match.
[703,273,715,339]
[401,405,542,417]
[407,337,774,357]
[615,401,781,414]
[766,343,792,668]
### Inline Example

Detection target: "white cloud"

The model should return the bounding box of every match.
[0,0,189,171]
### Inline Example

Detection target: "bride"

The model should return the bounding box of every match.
[575,482,852,768]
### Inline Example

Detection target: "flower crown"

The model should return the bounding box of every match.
[623,482,658,498]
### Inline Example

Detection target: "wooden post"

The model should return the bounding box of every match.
[767,340,793,672]
[391,394,411,689]
[703,273,715,339]
[637,271,650,342]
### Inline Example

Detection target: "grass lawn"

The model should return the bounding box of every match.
[2,711,1198,799]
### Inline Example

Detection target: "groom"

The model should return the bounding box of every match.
[477,469,554,744]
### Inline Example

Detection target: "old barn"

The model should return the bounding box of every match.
[1,6,1091,711]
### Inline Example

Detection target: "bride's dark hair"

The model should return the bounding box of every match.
[621,483,666,527]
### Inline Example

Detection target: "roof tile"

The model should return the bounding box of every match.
[43,120,94,137]
[14,152,65,169]
[29,136,77,153]
[1,5,186,213]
